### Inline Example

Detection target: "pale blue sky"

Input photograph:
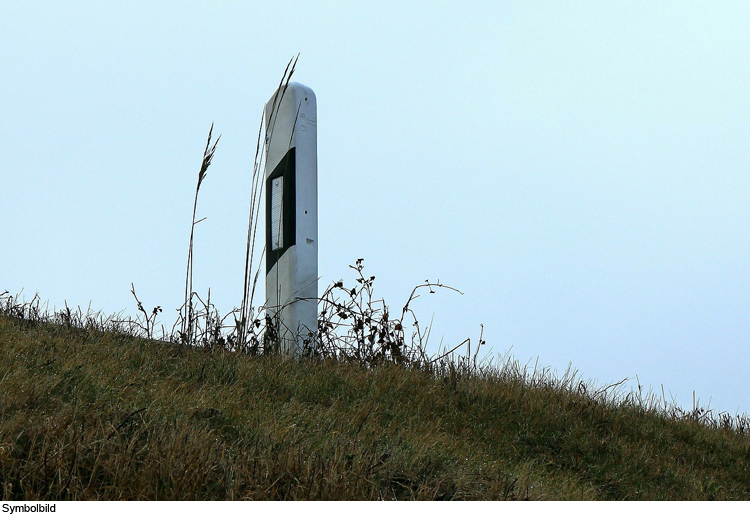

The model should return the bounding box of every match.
[2,1,748,415]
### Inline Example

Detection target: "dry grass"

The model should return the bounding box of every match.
[179,123,221,345]
[2,300,749,500]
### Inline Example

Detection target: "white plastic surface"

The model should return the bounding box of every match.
[264,82,318,350]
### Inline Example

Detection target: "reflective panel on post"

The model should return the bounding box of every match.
[270,176,284,251]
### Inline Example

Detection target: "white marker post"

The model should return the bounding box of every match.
[264,82,318,351]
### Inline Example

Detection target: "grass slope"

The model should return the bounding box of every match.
[2,313,750,500]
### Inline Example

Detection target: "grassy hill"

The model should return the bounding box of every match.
[2,304,750,500]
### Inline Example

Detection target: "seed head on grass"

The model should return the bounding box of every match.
[197,123,221,192]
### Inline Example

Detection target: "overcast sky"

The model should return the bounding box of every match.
[2,1,748,415]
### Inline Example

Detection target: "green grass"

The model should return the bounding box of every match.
[2,310,750,500]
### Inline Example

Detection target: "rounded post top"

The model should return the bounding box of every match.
[269,82,316,108]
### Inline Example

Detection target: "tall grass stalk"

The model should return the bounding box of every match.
[181,124,221,344]
[237,55,299,351]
